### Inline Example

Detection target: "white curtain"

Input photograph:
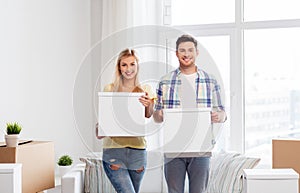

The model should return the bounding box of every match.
[92,0,163,41]
[90,0,164,148]
[89,2,166,192]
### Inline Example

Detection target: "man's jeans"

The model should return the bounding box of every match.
[164,157,210,193]
[102,148,147,193]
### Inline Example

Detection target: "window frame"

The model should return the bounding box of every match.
[168,0,300,153]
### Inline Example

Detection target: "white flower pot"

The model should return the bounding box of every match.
[4,134,20,147]
[58,165,72,177]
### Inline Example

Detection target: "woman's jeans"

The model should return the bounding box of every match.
[164,157,210,193]
[102,148,147,193]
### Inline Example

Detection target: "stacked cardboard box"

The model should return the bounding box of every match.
[0,141,55,193]
[273,139,300,193]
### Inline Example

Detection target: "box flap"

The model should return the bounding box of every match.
[243,169,299,179]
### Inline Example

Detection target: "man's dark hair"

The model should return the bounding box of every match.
[176,34,198,51]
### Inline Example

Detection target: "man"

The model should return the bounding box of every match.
[153,34,226,193]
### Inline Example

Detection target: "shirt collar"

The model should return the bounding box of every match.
[175,66,201,76]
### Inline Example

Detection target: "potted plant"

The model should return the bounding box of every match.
[5,122,22,147]
[57,155,73,177]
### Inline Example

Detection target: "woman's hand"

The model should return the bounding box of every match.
[95,123,105,139]
[139,92,152,107]
[139,92,154,118]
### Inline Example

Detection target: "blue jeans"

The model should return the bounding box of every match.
[164,157,210,193]
[102,148,147,193]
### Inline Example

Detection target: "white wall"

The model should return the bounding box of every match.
[0,1,168,192]
[0,0,92,166]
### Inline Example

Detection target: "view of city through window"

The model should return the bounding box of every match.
[245,28,300,167]
[170,0,300,168]
[171,0,234,25]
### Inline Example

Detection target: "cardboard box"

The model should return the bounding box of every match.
[162,108,212,153]
[272,139,300,193]
[0,141,55,193]
[98,92,146,136]
[243,168,299,193]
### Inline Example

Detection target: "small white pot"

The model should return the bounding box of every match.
[58,165,72,177]
[4,134,20,147]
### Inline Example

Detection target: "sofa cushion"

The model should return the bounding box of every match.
[207,151,260,193]
[79,157,116,193]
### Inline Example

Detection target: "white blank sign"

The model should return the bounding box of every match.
[162,108,212,153]
[98,92,145,136]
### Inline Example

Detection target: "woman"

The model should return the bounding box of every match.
[96,48,154,193]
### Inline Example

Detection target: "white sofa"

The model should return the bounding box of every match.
[61,151,260,193]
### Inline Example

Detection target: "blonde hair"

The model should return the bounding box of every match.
[112,48,142,92]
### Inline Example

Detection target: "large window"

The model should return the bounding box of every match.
[244,0,300,21]
[169,0,300,168]
[196,36,231,150]
[244,28,300,167]
[171,0,235,25]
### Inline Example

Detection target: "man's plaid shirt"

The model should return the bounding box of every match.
[154,67,225,111]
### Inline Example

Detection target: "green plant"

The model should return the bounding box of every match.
[6,122,22,135]
[57,155,73,166]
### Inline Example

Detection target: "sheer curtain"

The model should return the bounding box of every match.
[90,0,164,150]
[92,0,163,41]
[89,1,166,192]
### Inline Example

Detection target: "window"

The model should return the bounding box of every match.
[171,0,235,25]
[244,0,300,21]
[170,0,300,168]
[196,36,231,150]
[244,28,300,167]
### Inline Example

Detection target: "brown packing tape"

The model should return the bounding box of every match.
[0,139,33,147]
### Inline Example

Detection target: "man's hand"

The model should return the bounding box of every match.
[153,109,164,123]
[211,111,227,123]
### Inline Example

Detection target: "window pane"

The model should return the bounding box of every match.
[196,36,231,151]
[244,0,300,21]
[245,28,300,168]
[171,0,235,25]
